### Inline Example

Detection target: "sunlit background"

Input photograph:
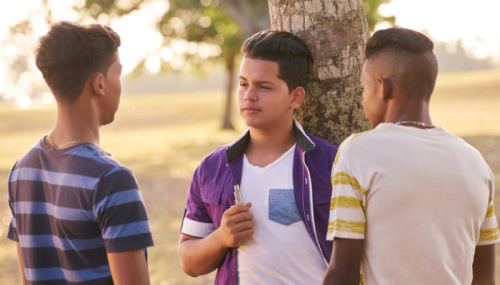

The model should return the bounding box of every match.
[0,0,499,109]
[0,1,499,284]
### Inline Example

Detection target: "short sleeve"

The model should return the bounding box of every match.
[327,136,366,241]
[94,167,154,253]
[181,162,215,238]
[7,203,19,241]
[7,162,19,241]
[478,174,500,245]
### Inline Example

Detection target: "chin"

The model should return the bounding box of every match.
[242,117,264,129]
[101,115,115,126]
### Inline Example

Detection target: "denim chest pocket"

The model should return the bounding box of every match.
[269,189,302,225]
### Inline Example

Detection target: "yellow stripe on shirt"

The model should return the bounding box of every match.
[480,227,500,241]
[333,149,341,165]
[330,196,363,211]
[485,205,495,218]
[327,219,366,234]
[349,129,374,145]
[332,172,366,196]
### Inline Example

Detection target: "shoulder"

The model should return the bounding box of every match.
[332,129,379,167]
[307,133,339,156]
[197,144,229,169]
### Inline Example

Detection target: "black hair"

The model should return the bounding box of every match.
[242,30,313,92]
[365,27,438,99]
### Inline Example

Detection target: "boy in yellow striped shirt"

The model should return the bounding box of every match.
[323,27,499,285]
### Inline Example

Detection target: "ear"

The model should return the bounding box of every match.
[378,76,392,101]
[290,86,305,109]
[91,73,106,97]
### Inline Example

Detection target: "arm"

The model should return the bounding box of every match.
[16,242,28,285]
[107,249,150,285]
[472,244,495,285]
[323,238,364,285]
[178,202,254,277]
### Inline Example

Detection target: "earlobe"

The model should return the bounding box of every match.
[290,87,305,109]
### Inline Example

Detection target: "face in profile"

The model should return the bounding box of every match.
[237,57,298,130]
[100,51,123,125]
[360,59,387,129]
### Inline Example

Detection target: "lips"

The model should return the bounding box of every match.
[242,106,260,114]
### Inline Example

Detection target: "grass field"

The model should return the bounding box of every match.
[0,69,499,284]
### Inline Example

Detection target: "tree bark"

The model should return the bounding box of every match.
[268,0,371,145]
[222,54,236,129]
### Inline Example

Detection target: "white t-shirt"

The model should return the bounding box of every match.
[327,123,500,285]
[238,144,326,284]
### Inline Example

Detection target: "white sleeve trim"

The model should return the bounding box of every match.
[181,217,215,238]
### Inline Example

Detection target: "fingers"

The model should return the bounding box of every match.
[225,203,251,216]
[236,228,254,241]
[231,211,253,224]
[232,220,254,233]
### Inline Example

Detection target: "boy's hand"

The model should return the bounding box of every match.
[216,202,254,248]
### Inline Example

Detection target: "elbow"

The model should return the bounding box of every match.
[178,249,204,277]
[178,251,200,277]
[180,263,201,277]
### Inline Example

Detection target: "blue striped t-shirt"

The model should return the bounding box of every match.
[7,138,154,284]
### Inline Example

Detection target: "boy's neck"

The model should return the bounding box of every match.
[48,99,100,149]
[245,122,296,167]
[386,99,433,128]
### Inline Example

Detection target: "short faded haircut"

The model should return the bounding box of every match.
[36,21,121,101]
[365,27,438,100]
[241,30,313,92]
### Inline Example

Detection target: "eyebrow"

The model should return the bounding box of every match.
[238,76,274,85]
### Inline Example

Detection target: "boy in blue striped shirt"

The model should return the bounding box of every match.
[7,22,153,285]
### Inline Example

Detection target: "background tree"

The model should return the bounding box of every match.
[79,0,391,130]
[268,0,371,144]
[2,0,392,125]
[363,0,395,31]
[81,0,270,129]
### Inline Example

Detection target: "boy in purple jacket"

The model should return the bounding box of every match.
[178,30,338,284]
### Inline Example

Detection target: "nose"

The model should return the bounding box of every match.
[244,87,257,102]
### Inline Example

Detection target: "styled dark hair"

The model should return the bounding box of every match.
[365,27,438,99]
[241,30,313,92]
[36,22,121,101]
[365,27,434,59]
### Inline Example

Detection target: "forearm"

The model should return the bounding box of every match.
[323,238,363,285]
[107,249,150,285]
[178,230,229,277]
[323,269,360,285]
[16,242,28,285]
[472,244,495,285]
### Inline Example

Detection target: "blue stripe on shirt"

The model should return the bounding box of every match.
[19,235,105,251]
[25,265,110,282]
[94,189,143,214]
[13,202,95,221]
[102,221,151,239]
[68,146,112,165]
[10,168,99,190]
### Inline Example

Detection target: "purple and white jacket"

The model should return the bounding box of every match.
[181,120,338,284]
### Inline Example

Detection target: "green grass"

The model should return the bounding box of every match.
[0,69,499,283]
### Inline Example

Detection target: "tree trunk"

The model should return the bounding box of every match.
[222,54,236,129]
[268,0,371,145]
